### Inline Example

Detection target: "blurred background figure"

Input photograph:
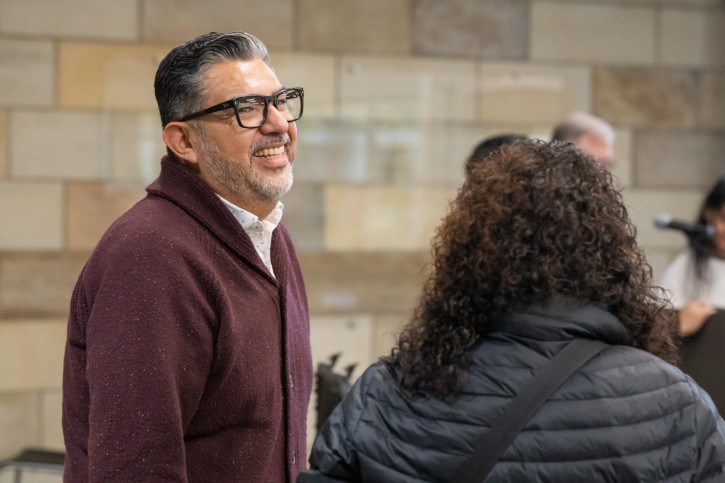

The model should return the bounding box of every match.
[464,133,527,178]
[660,176,725,336]
[658,177,725,415]
[551,111,615,168]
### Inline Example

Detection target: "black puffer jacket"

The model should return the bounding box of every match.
[299,299,725,482]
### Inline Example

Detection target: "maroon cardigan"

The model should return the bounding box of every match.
[63,156,312,482]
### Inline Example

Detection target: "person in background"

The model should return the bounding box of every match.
[551,111,615,168]
[62,32,312,482]
[464,133,527,178]
[660,176,725,336]
[298,140,725,482]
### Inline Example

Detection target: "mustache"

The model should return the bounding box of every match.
[250,134,290,153]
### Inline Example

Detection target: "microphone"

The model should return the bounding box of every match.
[653,213,715,238]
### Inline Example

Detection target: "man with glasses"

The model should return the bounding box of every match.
[63,32,312,483]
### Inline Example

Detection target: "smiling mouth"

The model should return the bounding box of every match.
[253,145,285,157]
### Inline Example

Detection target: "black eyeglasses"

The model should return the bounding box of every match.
[179,87,304,129]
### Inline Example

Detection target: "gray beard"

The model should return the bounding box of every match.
[199,136,293,203]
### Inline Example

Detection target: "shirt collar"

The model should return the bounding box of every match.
[217,195,284,230]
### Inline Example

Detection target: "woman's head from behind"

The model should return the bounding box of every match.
[395,139,676,398]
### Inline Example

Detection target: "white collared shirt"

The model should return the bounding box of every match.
[218,195,283,278]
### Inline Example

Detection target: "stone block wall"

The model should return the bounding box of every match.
[0,0,722,458]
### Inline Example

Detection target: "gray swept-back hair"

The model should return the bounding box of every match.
[551,111,615,145]
[154,31,271,127]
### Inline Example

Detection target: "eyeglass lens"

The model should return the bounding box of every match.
[235,89,302,128]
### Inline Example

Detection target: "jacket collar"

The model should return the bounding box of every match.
[145,156,276,282]
[493,296,631,346]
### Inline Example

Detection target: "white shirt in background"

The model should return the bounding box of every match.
[659,250,725,310]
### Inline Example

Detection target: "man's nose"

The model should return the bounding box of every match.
[261,104,290,133]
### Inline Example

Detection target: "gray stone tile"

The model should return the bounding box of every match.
[339,56,476,123]
[11,111,108,179]
[634,130,725,189]
[295,120,477,187]
[530,3,655,63]
[0,0,137,39]
[660,8,725,67]
[142,0,293,48]
[279,182,325,252]
[299,251,430,314]
[700,71,725,129]
[298,0,411,54]
[479,62,591,123]
[412,0,526,59]
[0,40,53,107]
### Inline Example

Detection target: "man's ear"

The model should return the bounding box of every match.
[162,122,199,165]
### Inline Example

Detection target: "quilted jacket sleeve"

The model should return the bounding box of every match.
[690,379,725,482]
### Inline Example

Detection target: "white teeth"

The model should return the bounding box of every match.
[254,146,285,157]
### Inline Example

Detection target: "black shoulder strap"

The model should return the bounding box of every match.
[452,338,609,482]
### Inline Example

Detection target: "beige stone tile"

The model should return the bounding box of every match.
[0,39,53,107]
[0,319,66,391]
[622,188,703,250]
[298,0,410,54]
[0,181,63,250]
[340,56,477,122]
[59,42,169,109]
[530,3,655,63]
[142,0,293,49]
[0,0,137,39]
[298,252,429,314]
[0,467,63,483]
[0,111,6,178]
[271,52,336,120]
[41,391,64,451]
[531,0,721,4]
[0,252,88,319]
[480,62,591,123]
[279,182,324,251]
[594,67,699,128]
[412,0,526,59]
[660,9,725,67]
[700,71,725,130]
[310,315,375,385]
[110,112,165,183]
[307,314,374,443]
[0,393,40,459]
[611,128,634,189]
[11,111,108,179]
[374,315,407,358]
[634,130,725,189]
[325,185,454,251]
[67,182,146,250]
[475,123,556,144]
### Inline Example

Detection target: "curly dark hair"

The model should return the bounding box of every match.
[391,139,678,399]
[692,176,725,281]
